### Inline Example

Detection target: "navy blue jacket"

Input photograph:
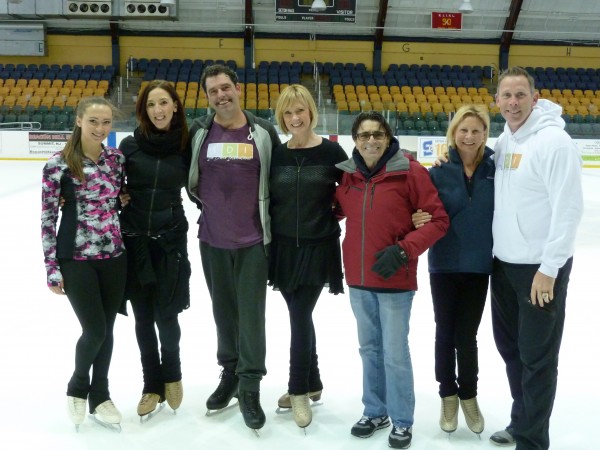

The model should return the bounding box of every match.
[428,146,495,274]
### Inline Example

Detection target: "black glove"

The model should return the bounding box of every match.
[371,244,409,280]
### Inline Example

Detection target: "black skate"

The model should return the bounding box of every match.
[206,369,239,416]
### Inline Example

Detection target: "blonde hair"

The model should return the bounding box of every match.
[274,84,318,135]
[446,104,490,166]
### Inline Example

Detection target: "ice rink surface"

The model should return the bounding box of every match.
[1,160,598,450]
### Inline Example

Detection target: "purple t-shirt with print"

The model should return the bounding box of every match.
[197,122,263,249]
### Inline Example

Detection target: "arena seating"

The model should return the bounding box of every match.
[4,59,600,138]
[0,63,115,130]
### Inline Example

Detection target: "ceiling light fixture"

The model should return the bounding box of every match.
[310,0,327,13]
[459,0,474,14]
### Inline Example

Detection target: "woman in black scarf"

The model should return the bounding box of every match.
[119,80,191,420]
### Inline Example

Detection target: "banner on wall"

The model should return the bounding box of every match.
[578,140,600,161]
[417,136,448,159]
[28,132,71,156]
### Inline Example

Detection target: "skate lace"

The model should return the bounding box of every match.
[95,400,120,418]
[139,394,156,406]
[68,397,86,415]
[442,396,459,420]
[167,382,182,395]
[242,391,261,414]
[462,399,481,420]
[290,394,310,413]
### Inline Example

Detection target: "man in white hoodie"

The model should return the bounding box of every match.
[489,67,583,449]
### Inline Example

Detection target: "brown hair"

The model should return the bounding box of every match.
[497,66,536,95]
[274,84,318,135]
[200,64,238,93]
[63,96,116,181]
[135,79,189,151]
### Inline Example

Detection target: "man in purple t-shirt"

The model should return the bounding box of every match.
[187,64,280,432]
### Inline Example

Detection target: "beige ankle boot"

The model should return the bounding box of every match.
[165,380,183,411]
[439,394,459,432]
[460,397,484,434]
[290,393,312,428]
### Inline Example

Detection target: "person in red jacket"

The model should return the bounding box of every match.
[335,111,449,449]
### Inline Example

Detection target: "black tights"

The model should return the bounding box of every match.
[281,285,324,395]
[130,286,182,395]
[61,255,126,413]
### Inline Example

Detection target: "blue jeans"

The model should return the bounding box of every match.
[349,288,415,428]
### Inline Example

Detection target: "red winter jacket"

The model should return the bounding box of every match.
[335,149,448,291]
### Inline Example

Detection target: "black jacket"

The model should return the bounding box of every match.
[119,127,191,317]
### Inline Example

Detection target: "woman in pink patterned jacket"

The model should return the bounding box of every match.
[41,96,126,431]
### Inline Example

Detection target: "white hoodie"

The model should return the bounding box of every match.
[492,99,583,278]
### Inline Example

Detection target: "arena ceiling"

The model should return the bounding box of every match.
[36,0,600,45]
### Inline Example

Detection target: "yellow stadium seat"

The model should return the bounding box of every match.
[369,93,381,103]
[392,93,404,103]
[396,102,408,112]
[337,100,348,111]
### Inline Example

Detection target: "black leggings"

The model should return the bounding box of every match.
[430,272,488,399]
[61,254,126,413]
[281,285,324,395]
[130,284,182,395]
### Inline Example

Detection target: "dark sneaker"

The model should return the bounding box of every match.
[350,415,390,438]
[206,370,238,410]
[388,426,412,449]
[238,390,266,430]
[490,427,515,446]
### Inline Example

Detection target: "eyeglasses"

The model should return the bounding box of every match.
[356,131,387,142]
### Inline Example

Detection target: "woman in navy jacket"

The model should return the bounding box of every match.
[426,104,494,436]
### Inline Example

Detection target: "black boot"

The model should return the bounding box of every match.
[206,369,238,410]
[238,390,266,430]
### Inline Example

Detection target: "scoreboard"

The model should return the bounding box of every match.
[275,0,356,23]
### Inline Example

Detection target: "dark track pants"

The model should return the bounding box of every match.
[491,257,573,450]
[200,241,268,392]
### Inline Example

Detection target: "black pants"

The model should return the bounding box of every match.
[61,254,126,413]
[491,257,572,450]
[430,272,488,399]
[200,241,268,392]
[130,283,182,396]
[281,285,324,395]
